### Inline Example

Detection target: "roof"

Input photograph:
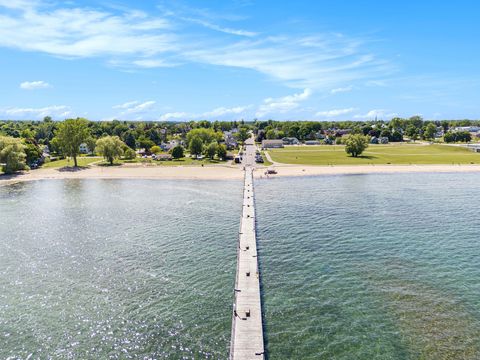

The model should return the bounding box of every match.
[262,139,283,144]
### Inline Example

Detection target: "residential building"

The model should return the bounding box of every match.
[282,137,300,145]
[261,140,284,149]
[79,143,89,154]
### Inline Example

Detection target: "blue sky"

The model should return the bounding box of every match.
[1,0,479,121]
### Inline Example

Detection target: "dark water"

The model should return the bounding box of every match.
[255,173,480,359]
[0,179,242,359]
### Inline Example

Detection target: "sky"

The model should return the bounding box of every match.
[1,0,480,121]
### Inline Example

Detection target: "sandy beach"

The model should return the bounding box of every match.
[3,163,480,185]
[254,164,480,178]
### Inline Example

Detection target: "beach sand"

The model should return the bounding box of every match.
[3,163,480,185]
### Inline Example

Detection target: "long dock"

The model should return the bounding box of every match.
[230,140,265,359]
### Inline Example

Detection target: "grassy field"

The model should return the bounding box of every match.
[268,144,480,165]
[41,157,103,168]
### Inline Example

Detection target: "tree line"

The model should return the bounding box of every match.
[1,116,479,173]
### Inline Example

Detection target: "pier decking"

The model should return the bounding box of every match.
[230,140,265,359]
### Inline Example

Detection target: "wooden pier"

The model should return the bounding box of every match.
[230,139,265,359]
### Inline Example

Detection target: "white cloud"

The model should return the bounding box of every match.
[113,100,141,109]
[316,108,356,118]
[0,2,175,59]
[181,17,257,37]
[201,106,250,118]
[185,35,393,89]
[158,105,250,121]
[1,105,71,119]
[113,100,156,114]
[330,85,353,94]
[132,59,178,68]
[0,1,393,90]
[126,100,156,113]
[256,88,312,118]
[158,112,190,121]
[354,109,398,119]
[20,80,51,90]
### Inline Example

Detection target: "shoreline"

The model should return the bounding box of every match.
[3,163,480,185]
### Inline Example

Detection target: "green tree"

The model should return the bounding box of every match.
[405,125,419,141]
[95,136,125,165]
[171,145,184,159]
[205,142,217,160]
[265,129,276,139]
[189,136,203,158]
[54,118,90,167]
[216,144,227,160]
[150,145,161,154]
[24,140,42,165]
[344,134,369,157]
[137,136,155,152]
[235,127,250,144]
[85,137,97,155]
[124,131,136,149]
[423,123,437,141]
[186,128,221,146]
[0,136,27,174]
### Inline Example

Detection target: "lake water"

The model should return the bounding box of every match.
[0,179,242,359]
[255,173,480,359]
[1,174,480,359]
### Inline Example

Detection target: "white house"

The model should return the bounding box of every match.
[79,143,89,154]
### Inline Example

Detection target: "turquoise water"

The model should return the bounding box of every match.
[1,174,480,359]
[255,173,480,359]
[0,179,242,359]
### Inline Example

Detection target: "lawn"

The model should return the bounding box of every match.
[260,151,273,166]
[268,144,480,165]
[41,157,103,168]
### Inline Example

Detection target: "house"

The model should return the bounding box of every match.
[305,140,320,145]
[261,140,284,149]
[453,126,480,133]
[467,144,480,153]
[224,131,238,149]
[154,153,172,161]
[282,137,300,145]
[79,143,89,154]
[160,139,181,151]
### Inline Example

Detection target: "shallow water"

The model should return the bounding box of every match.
[255,173,480,359]
[0,179,242,359]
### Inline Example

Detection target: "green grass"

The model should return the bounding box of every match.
[41,157,103,168]
[268,144,480,165]
[260,151,273,166]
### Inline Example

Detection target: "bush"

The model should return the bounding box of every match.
[124,148,136,160]
[150,145,161,154]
